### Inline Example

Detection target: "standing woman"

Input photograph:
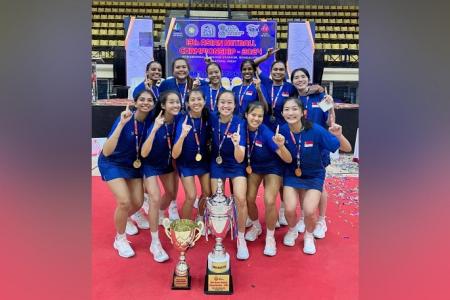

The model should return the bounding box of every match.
[232,59,269,117]
[243,102,292,256]
[132,60,163,100]
[172,89,211,223]
[279,98,351,254]
[98,90,155,258]
[210,91,249,260]
[291,68,335,238]
[200,62,227,113]
[140,91,182,262]
[159,57,206,112]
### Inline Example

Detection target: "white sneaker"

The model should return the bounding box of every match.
[244,225,262,241]
[275,220,281,228]
[113,236,135,258]
[168,201,180,221]
[125,218,138,235]
[236,239,249,260]
[313,218,327,239]
[150,242,169,262]
[245,217,253,228]
[131,210,150,229]
[278,208,288,226]
[193,197,199,209]
[303,231,316,255]
[263,236,277,256]
[296,217,306,233]
[142,195,150,215]
[283,229,298,247]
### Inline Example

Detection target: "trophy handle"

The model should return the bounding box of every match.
[191,221,204,246]
[162,218,172,243]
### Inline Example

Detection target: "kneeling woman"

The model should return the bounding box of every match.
[279,97,351,254]
[244,102,292,256]
[141,91,182,262]
[209,91,249,260]
[172,89,211,223]
[98,90,155,258]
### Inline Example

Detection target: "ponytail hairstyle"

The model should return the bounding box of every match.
[150,91,180,123]
[186,88,209,123]
[282,97,312,130]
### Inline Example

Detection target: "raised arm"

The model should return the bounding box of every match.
[141,111,164,158]
[102,105,132,157]
[254,47,280,66]
[231,123,245,163]
[172,116,192,159]
[253,73,269,112]
[272,125,293,163]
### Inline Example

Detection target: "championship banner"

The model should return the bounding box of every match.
[287,21,315,81]
[165,18,277,88]
[125,17,154,98]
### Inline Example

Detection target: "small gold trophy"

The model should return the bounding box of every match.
[162,218,204,290]
[203,179,236,294]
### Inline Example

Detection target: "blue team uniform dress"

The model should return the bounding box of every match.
[132,81,161,101]
[98,114,148,181]
[259,73,296,131]
[200,84,227,112]
[209,113,247,179]
[279,123,340,191]
[299,92,331,167]
[173,115,211,177]
[232,83,269,117]
[245,122,284,176]
[141,116,181,177]
[159,77,208,111]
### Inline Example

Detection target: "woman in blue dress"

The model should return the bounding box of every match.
[279,97,351,254]
[98,90,155,258]
[132,60,163,100]
[232,59,269,117]
[172,89,211,225]
[291,68,336,238]
[159,57,206,112]
[209,90,250,260]
[200,62,227,113]
[243,102,292,256]
[141,91,182,262]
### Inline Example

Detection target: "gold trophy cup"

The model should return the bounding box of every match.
[163,218,204,290]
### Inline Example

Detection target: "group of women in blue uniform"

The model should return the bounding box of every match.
[99,51,351,262]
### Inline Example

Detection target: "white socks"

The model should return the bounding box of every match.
[266,229,275,239]
[151,231,160,244]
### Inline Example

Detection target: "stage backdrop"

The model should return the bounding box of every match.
[164,18,276,89]
[125,17,154,98]
[287,21,315,81]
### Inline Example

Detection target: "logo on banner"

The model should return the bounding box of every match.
[173,23,181,32]
[218,24,244,38]
[246,24,260,38]
[201,24,216,37]
[185,24,199,37]
[261,24,270,34]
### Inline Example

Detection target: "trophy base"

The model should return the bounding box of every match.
[171,271,191,290]
[203,261,233,295]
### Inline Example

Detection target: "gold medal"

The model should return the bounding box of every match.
[295,167,302,177]
[195,153,202,161]
[246,165,253,174]
[133,159,141,168]
[216,156,223,165]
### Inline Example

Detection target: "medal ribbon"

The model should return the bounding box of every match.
[289,130,302,170]
[164,122,176,166]
[150,85,160,100]
[209,86,220,111]
[176,80,188,110]
[271,83,284,118]
[189,114,203,157]
[238,84,252,108]
[246,126,259,168]
[133,114,145,161]
[217,115,234,158]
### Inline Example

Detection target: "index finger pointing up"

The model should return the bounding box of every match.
[183,115,188,124]
[275,124,279,135]
[236,123,240,133]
